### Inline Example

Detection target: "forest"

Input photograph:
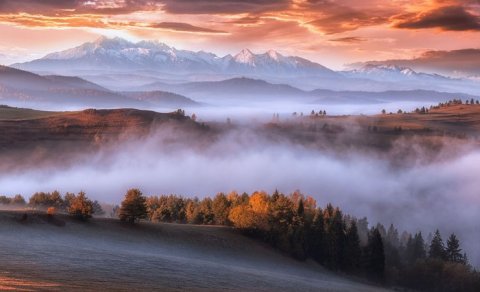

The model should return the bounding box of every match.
[1,189,479,291]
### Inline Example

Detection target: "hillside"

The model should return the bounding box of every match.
[0,65,141,108]
[0,210,385,291]
[0,106,195,151]
[0,105,62,120]
[366,104,480,134]
[122,91,201,107]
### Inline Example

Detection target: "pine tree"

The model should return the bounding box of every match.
[446,233,464,264]
[324,208,346,270]
[307,208,325,264]
[364,228,385,281]
[344,221,361,271]
[406,232,426,264]
[386,224,400,248]
[428,229,446,260]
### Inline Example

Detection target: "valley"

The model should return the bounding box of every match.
[1,20,479,290]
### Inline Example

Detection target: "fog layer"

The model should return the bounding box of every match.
[0,126,478,265]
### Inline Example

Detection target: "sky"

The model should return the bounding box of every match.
[0,0,479,69]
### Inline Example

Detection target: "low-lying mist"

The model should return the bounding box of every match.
[0,123,479,266]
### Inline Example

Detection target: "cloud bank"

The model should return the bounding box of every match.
[0,125,478,265]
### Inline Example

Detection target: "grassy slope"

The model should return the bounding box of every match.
[0,210,387,291]
[0,107,194,150]
[0,106,64,120]
[368,104,480,134]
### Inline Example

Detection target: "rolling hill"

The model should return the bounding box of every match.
[0,66,202,109]
[0,106,197,151]
[0,65,139,108]
[122,91,201,107]
[0,210,386,291]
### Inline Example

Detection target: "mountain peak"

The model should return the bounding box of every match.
[266,49,281,61]
[234,49,255,64]
[93,35,109,44]
[92,36,132,49]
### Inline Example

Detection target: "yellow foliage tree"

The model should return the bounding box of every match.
[228,205,256,229]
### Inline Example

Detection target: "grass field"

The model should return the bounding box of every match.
[0,210,387,291]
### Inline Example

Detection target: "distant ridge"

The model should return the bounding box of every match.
[13,37,338,78]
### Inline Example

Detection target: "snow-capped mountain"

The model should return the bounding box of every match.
[13,37,337,78]
[343,64,451,82]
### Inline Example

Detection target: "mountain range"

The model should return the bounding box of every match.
[11,37,480,96]
[13,36,337,78]
[2,37,479,110]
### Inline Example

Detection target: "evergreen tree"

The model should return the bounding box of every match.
[290,218,307,260]
[364,228,385,281]
[92,200,105,216]
[406,232,426,264]
[344,221,361,271]
[428,229,446,260]
[386,224,400,248]
[307,208,325,264]
[325,208,346,270]
[446,233,464,264]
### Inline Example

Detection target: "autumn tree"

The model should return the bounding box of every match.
[185,198,201,224]
[29,191,64,209]
[212,193,231,225]
[11,194,26,205]
[267,193,294,251]
[68,191,94,221]
[63,192,76,211]
[248,191,270,230]
[198,197,214,224]
[228,204,255,229]
[119,188,147,223]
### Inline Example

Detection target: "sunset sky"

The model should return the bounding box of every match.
[0,0,479,69]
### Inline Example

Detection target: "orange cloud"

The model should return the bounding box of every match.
[0,0,479,69]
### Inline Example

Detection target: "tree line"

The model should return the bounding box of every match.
[0,191,104,220]
[120,189,480,291]
[1,189,479,291]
